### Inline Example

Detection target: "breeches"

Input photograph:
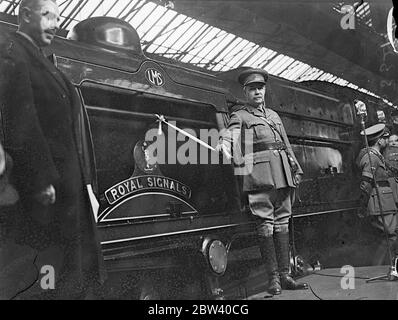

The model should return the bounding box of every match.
[248,187,293,237]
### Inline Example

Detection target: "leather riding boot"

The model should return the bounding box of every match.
[274,231,308,290]
[259,236,281,295]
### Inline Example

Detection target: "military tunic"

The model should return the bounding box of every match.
[356,147,398,257]
[221,104,302,231]
[222,105,302,191]
[357,147,397,216]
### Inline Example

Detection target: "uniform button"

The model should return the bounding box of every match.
[62,94,66,99]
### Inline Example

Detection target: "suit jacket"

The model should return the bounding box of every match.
[222,104,303,192]
[0,32,105,297]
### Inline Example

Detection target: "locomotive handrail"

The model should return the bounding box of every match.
[101,221,254,246]
[293,207,358,218]
[277,109,354,128]
[85,105,216,128]
[295,199,359,206]
[78,79,225,114]
[289,135,353,146]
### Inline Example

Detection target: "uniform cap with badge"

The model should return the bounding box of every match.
[238,68,269,86]
[360,123,390,143]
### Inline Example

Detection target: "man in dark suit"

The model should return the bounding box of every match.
[217,68,308,295]
[0,0,104,299]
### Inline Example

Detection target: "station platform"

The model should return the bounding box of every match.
[246,266,398,300]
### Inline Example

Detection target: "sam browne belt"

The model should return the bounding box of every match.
[253,141,286,153]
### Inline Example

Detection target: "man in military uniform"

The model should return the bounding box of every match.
[357,123,398,266]
[217,68,307,295]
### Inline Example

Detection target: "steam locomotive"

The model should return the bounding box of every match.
[0,16,392,299]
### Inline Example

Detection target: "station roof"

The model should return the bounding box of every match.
[0,0,396,105]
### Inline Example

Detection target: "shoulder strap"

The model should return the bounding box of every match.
[230,104,245,113]
[358,148,395,179]
[260,116,281,137]
[257,110,286,143]
[257,112,300,170]
[360,148,385,165]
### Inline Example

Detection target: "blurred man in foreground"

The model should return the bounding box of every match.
[0,0,104,299]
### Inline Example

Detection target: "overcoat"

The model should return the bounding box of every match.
[0,32,104,298]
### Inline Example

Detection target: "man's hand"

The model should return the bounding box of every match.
[34,185,56,205]
[215,142,232,160]
[294,174,302,185]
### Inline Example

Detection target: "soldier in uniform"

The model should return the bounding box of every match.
[217,68,308,295]
[357,123,398,265]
